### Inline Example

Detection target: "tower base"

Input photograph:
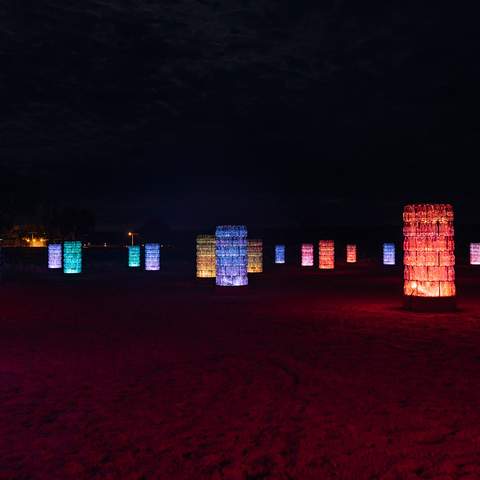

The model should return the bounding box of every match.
[404,295,457,312]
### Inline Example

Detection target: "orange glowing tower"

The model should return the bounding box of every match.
[346,244,357,263]
[196,235,216,278]
[319,240,334,269]
[247,239,263,273]
[403,204,455,309]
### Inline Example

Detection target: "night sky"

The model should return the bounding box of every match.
[2,1,479,229]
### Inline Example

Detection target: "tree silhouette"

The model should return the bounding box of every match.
[50,207,96,239]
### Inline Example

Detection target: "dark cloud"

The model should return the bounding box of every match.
[1,1,479,227]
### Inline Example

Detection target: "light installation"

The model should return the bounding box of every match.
[319,240,335,269]
[63,241,82,274]
[48,243,62,269]
[145,243,160,271]
[196,235,216,278]
[470,243,480,265]
[275,245,285,264]
[346,244,357,263]
[403,204,455,299]
[301,244,314,266]
[383,243,396,265]
[247,239,263,273]
[128,245,141,268]
[216,225,248,286]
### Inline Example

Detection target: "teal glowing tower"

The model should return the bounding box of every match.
[128,245,141,267]
[63,241,82,274]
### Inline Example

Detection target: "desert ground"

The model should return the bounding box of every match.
[2,261,480,479]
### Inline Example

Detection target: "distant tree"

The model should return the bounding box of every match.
[51,207,96,239]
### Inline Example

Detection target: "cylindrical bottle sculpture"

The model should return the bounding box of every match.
[145,243,160,271]
[128,245,141,268]
[319,240,335,269]
[275,245,286,264]
[346,244,357,263]
[301,244,314,266]
[48,243,62,269]
[216,226,248,286]
[63,241,82,274]
[403,204,455,309]
[247,239,263,273]
[470,243,480,265]
[383,243,396,265]
[196,235,216,278]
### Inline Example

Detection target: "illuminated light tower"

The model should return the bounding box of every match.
[403,204,456,310]
[145,243,160,271]
[63,241,82,274]
[319,240,335,269]
[470,243,480,265]
[301,244,314,266]
[346,244,357,263]
[247,239,263,273]
[216,226,248,287]
[196,235,216,278]
[48,243,62,269]
[275,245,286,264]
[383,243,396,265]
[128,245,141,268]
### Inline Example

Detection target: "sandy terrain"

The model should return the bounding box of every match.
[2,266,480,479]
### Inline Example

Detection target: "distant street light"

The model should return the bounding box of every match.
[128,231,138,246]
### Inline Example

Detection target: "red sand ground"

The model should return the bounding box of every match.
[2,267,480,479]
